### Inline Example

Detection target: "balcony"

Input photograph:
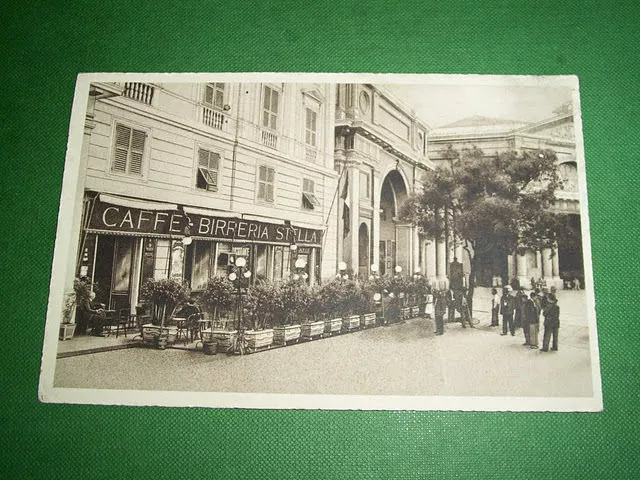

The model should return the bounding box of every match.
[123,83,154,105]
[202,105,225,130]
[261,129,278,149]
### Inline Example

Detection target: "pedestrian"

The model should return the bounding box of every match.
[499,286,516,336]
[541,294,560,352]
[525,291,539,349]
[433,290,446,335]
[424,291,434,318]
[446,288,456,325]
[79,291,106,337]
[514,287,529,344]
[460,290,474,328]
[490,288,500,326]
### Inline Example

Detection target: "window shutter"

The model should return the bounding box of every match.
[113,124,131,172]
[208,170,218,190]
[258,183,266,200]
[129,129,146,175]
[271,90,279,114]
[259,165,267,181]
[266,184,274,203]
[215,89,224,109]
[198,149,209,167]
[210,152,220,170]
[204,85,213,105]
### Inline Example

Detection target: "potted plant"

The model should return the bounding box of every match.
[340,279,361,332]
[319,279,345,335]
[198,277,235,353]
[241,280,279,353]
[273,280,302,345]
[300,284,324,339]
[60,278,93,340]
[139,278,189,349]
[358,280,377,328]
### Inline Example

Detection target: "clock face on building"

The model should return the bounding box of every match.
[359,91,370,114]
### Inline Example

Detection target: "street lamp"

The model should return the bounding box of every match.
[293,256,308,282]
[228,256,251,332]
[338,261,348,281]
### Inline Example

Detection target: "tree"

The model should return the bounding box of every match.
[403,145,563,315]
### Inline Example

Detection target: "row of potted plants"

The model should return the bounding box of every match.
[132,274,431,352]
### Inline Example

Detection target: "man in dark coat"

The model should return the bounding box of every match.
[446,288,456,324]
[78,291,106,337]
[433,290,447,335]
[499,286,516,336]
[515,288,528,344]
[524,291,540,349]
[541,294,560,352]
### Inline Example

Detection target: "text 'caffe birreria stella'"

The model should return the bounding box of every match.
[78,193,324,312]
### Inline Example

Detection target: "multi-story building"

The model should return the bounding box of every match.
[333,84,443,283]
[428,103,581,288]
[70,81,337,313]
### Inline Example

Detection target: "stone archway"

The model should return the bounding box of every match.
[378,170,409,275]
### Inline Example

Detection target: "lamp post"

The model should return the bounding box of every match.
[228,256,251,332]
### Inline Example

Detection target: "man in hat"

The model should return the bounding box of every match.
[433,290,447,335]
[515,287,528,344]
[525,291,540,349]
[541,293,560,352]
[499,286,516,336]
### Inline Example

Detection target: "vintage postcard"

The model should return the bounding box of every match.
[39,73,602,411]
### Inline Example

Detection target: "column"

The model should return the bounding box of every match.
[371,172,380,271]
[516,252,528,287]
[551,246,561,289]
[348,164,360,275]
[536,250,542,281]
[436,237,448,289]
[412,227,420,275]
[425,239,437,284]
[336,166,346,272]
[542,248,553,283]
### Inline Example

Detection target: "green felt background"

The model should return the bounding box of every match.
[1,1,639,478]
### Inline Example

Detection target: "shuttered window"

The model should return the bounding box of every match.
[197,148,220,191]
[302,178,320,209]
[204,83,225,109]
[305,109,317,147]
[258,165,275,203]
[112,124,146,175]
[262,86,279,130]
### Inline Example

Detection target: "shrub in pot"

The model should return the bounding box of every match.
[198,277,235,350]
[319,279,344,335]
[339,279,361,331]
[273,280,304,345]
[139,278,190,348]
[240,280,280,353]
[60,278,93,339]
[300,284,324,339]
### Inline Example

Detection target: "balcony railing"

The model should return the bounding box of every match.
[202,105,225,130]
[261,129,278,149]
[123,83,154,105]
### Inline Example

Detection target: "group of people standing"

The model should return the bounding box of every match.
[431,288,474,336]
[491,286,560,352]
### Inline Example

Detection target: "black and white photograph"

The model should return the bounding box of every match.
[39,73,601,411]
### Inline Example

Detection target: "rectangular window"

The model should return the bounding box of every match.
[302,178,320,209]
[204,83,225,109]
[113,123,145,175]
[258,165,275,203]
[359,171,370,199]
[191,241,213,290]
[305,108,317,147]
[197,148,220,191]
[262,86,279,130]
[154,240,171,280]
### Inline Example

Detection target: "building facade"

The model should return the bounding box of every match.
[69,81,338,313]
[333,84,445,284]
[428,104,581,289]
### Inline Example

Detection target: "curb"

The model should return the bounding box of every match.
[57,342,139,359]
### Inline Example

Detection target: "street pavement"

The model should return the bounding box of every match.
[54,288,594,398]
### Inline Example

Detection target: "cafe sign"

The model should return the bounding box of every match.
[87,199,324,246]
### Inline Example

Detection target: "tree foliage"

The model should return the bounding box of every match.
[402,145,563,309]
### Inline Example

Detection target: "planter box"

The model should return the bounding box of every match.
[245,329,274,351]
[324,317,343,335]
[301,320,325,339]
[360,313,376,328]
[142,324,178,345]
[342,315,361,332]
[59,323,76,341]
[273,324,302,345]
[411,306,420,318]
[202,329,237,351]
